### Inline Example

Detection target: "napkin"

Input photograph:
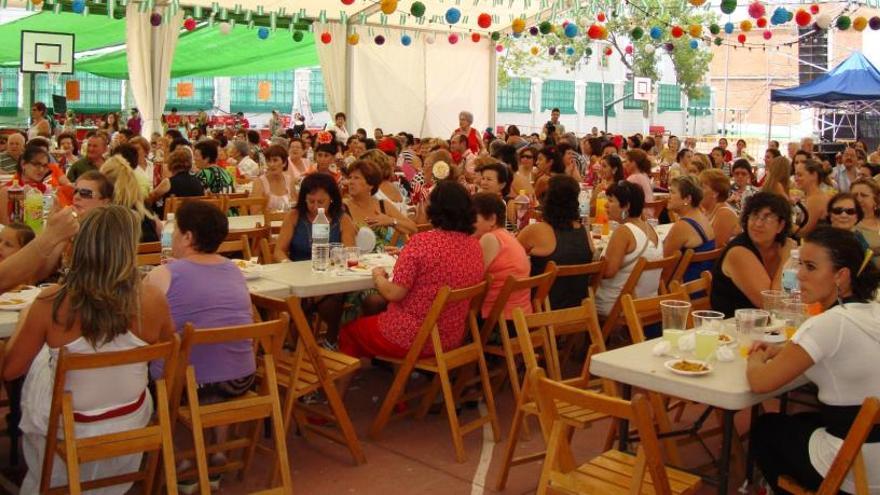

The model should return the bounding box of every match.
[677,332,696,352]
[652,340,672,356]
[716,346,735,362]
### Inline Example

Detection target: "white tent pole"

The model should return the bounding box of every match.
[488,42,497,132]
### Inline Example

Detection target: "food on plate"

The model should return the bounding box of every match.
[718,333,734,344]
[0,299,24,305]
[670,359,709,373]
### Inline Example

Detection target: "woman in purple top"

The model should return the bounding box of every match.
[144,200,253,488]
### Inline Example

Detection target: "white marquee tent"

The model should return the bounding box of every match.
[10,0,562,137]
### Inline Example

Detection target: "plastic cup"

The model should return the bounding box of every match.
[695,329,720,360]
[692,310,725,332]
[781,298,809,340]
[329,243,345,271]
[761,289,787,320]
[735,309,769,357]
[660,300,691,347]
[344,247,360,268]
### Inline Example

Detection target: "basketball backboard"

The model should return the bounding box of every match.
[20,30,75,74]
[633,77,652,102]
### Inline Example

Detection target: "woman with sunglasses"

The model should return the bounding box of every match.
[852,179,880,268]
[510,147,536,198]
[826,193,872,253]
[0,146,51,225]
[72,171,113,216]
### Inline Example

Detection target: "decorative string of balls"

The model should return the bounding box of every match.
[347,33,360,45]
[401,34,412,46]
[740,20,752,32]
[410,2,426,18]
[292,30,304,42]
[257,27,269,39]
[720,0,737,15]
[756,18,767,28]
[150,12,162,26]
[445,7,461,25]
[448,33,459,44]
[321,32,332,44]
[748,1,766,19]
[471,33,481,42]
[72,0,85,13]
[183,17,196,31]
[380,0,397,15]
[477,13,492,29]
[374,35,386,45]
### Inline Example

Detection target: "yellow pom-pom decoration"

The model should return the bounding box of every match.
[347,33,360,45]
[740,19,753,32]
[530,46,539,55]
[512,18,526,33]
[688,24,703,37]
[689,0,707,6]
[380,0,397,15]
[853,16,868,31]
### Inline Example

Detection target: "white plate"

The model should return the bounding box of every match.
[337,266,372,277]
[0,287,39,311]
[718,333,737,347]
[664,359,713,376]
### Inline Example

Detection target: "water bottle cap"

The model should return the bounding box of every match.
[166,213,175,221]
[790,249,799,258]
[318,208,325,214]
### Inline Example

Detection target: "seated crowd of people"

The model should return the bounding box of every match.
[0,103,876,494]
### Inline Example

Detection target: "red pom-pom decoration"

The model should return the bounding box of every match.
[757,17,767,28]
[737,33,747,44]
[495,44,504,52]
[183,17,196,31]
[342,0,355,4]
[604,46,613,56]
[810,4,819,14]
[795,9,812,27]
[448,33,459,44]
[587,23,603,39]
[671,25,684,38]
[471,32,481,42]
[597,12,606,22]
[321,32,332,44]
[748,1,766,19]
[625,44,633,54]
[763,30,772,39]
[477,13,492,29]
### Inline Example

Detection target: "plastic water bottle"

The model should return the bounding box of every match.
[782,248,800,295]
[513,190,531,231]
[311,207,330,272]
[161,213,175,264]
[41,186,54,230]
[578,184,591,226]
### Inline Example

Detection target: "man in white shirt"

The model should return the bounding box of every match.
[328,112,350,145]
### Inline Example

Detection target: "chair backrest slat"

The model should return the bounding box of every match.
[668,271,713,311]
[550,260,606,298]
[818,397,880,494]
[621,289,690,343]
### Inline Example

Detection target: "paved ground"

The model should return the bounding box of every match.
[0,360,774,494]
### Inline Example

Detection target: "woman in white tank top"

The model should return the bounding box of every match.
[595,182,664,316]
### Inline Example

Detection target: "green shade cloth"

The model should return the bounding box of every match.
[76,25,318,79]
[0,12,127,65]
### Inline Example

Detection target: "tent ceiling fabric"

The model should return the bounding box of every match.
[771,52,880,106]
[0,11,126,64]
[76,26,318,79]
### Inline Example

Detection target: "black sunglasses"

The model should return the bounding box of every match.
[830,207,857,216]
[74,188,95,199]
[520,154,535,159]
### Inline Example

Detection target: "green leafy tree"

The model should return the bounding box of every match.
[498,0,714,100]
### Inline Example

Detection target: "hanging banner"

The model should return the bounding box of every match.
[258,81,271,101]
[65,80,80,101]
[177,82,194,98]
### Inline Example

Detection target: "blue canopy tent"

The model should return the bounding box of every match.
[770,52,880,140]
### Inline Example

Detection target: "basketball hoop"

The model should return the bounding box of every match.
[44,63,60,85]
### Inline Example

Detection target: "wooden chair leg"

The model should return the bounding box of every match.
[322,377,367,464]
[476,354,501,442]
[156,381,179,495]
[415,375,442,420]
[61,395,83,495]
[266,360,294,491]
[185,370,211,495]
[648,391,683,466]
[370,359,416,439]
[437,369,467,463]
[495,401,529,490]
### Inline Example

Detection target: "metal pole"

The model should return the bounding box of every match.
[605,93,632,133]
[722,39,731,135]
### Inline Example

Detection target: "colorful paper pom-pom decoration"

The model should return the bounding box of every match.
[448,33,459,44]
[530,46,539,55]
[292,30,304,42]
[588,24,603,39]
[597,12,606,22]
[690,0,706,6]
[763,30,772,40]
[604,47,613,56]
[671,26,684,38]
[495,44,504,52]
[748,1,766,19]
[566,47,575,55]
[737,33,747,44]
[756,17,767,28]
[625,44,633,54]
[810,4,820,14]
[740,20,753,32]
[815,12,832,29]
[714,37,723,45]
[401,34,412,46]
[380,0,397,15]
[511,18,526,33]
[631,26,644,40]
[321,32,332,44]
[257,27,269,40]
[425,35,435,44]
[341,0,355,4]
[548,46,557,56]
[664,42,675,52]
[771,8,789,25]
[709,23,721,35]
[720,0,737,15]
[445,7,461,24]
[539,21,553,34]
[490,32,501,41]
[689,39,699,49]
[150,13,162,26]
[795,9,812,27]
[72,0,85,13]
[347,33,360,45]
[184,17,196,31]
[836,16,852,30]
[564,23,579,38]
[854,16,868,32]
[374,35,386,45]
[871,17,880,30]
[689,25,703,37]
[650,26,663,39]
[471,33,481,42]
[478,13,492,29]
[410,1,426,17]
[724,22,734,34]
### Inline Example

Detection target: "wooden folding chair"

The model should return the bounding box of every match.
[670,247,722,285]
[225,227,270,259]
[645,198,669,221]
[40,336,181,495]
[480,269,556,406]
[137,253,162,267]
[533,368,702,495]
[261,211,287,236]
[669,271,714,311]
[256,237,277,265]
[164,196,226,217]
[779,396,879,495]
[138,242,161,254]
[621,289,691,344]
[171,317,292,495]
[495,298,618,490]
[550,260,606,301]
[369,281,501,463]
[545,261,606,371]
[215,236,252,259]
[226,196,268,216]
[250,293,365,466]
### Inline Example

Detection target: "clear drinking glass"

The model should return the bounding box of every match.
[761,289,787,320]
[329,242,344,272]
[344,247,360,269]
[695,329,720,360]
[781,298,809,340]
[660,300,691,348]
[735,309,770,357]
